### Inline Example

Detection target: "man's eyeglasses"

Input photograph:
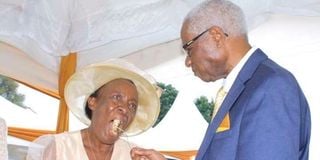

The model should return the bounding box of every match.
[182,28,229,51]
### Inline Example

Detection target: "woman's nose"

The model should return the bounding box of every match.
[117,104,129,114]
[116,100,132,113]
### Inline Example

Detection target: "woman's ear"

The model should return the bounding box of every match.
[87,97,97,110]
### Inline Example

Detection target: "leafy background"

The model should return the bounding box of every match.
[194,96,214,123]
[153,82,178,126]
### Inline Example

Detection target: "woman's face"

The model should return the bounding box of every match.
[88,78,138,144]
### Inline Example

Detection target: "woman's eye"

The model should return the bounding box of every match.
[128,103,137,111]
[112,94,122,101]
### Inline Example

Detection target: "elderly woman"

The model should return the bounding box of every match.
[27,59,161,160]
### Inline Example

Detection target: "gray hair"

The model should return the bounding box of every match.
[184,0,247,37]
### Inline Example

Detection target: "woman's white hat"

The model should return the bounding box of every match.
[64,59,161,136]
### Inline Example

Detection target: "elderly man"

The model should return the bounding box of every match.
[131,0,311,160]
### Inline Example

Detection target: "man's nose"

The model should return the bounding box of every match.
[185,56,192,67]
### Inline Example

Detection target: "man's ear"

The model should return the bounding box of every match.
[87,97,97,110]
[208,26,226,47]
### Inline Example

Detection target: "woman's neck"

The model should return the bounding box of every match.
[82,128,114,160]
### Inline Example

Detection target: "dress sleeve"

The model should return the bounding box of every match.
[26,134,57,160]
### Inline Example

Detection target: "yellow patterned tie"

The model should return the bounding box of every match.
[212,86,230,132]
[212,87,227,119]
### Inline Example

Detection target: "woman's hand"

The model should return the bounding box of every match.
[130,147,166,160]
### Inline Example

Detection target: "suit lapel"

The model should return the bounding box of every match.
[196,49,268,160]
[196,82,245,160]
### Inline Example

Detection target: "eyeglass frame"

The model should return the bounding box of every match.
[182,28,228,54]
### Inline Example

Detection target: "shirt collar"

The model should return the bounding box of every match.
[222,47,257,92]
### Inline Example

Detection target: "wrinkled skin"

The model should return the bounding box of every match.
[83,78,138,160]
[181,21,232,82]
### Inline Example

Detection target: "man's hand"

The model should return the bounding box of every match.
[130,147,166,160]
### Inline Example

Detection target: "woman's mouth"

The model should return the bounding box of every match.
[111,119,124,135]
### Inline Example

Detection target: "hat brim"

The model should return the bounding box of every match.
[64,62,160,136]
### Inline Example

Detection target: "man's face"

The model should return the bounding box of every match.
[88,79,138,144]
[180,22,229,82]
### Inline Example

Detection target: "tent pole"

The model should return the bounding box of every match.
[56,53,77,133]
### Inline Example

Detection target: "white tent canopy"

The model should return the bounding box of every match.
[1,0,320,159]
[1,0,320,93]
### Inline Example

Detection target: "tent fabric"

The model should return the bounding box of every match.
[0,42,57,93]
[1,0,320,93]
[0,0,190,71]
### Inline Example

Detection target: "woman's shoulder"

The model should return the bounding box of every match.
[29,130,82,151]
[54,130,81,138]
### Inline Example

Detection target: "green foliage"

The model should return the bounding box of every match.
[0,75,26,108]
[153,82,178,127]
[194,96,214,123]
